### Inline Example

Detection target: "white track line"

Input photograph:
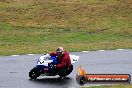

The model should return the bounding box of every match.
[98,50,105,51]
[10,49,126,56]
[117,49,125,50]
[82,51,89,52]
[11,55,19,56]
[28,54,35,55]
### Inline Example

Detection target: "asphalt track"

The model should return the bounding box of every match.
[0,49,132,88]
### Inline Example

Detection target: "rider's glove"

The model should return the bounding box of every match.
[54,65,56,69]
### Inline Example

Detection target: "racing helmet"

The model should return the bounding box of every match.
[56,47,64,57]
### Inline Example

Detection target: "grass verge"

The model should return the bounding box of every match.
[0,0,132,55]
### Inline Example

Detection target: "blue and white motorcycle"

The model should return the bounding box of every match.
[29,53,79,79]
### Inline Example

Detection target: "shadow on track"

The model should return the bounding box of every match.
[28,77,73,86]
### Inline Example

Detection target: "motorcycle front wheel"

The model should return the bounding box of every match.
[29,67,41,79]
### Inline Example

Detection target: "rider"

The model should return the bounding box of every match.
[50,47,71,77]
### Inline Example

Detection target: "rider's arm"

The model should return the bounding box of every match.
[56,58,66,69]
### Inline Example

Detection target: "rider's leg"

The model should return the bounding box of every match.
[58,67,67,77]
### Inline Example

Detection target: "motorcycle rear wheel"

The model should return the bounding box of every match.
[66,64,73,76]
[58,65,73,77]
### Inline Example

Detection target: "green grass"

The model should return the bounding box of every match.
[0,0,132,55]
[82,84,132,88]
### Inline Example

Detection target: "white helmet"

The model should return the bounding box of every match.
[56,47,64,57]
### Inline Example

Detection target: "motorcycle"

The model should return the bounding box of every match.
[29,53,79,79]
